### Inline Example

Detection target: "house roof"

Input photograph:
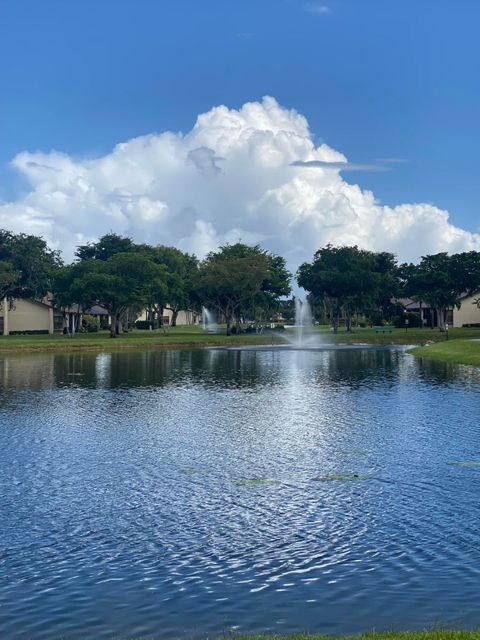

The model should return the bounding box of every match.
[85,305,109,316]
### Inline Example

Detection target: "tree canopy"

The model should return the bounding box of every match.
[3,226,480,335]
[297,245,399,332]
[195,243,291,334]
[0,229,61,303]
[399,252,480,329]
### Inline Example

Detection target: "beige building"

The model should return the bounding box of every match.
[453,292,480,327]
[138,307,201,326]
[0,298,65,336]
[163,308,200,326]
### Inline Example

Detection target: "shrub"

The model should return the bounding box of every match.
[368,311,384,326]
[9,330,49,335]
[82,314,99,333]
[135,320,159,330]
[393,312,422,328]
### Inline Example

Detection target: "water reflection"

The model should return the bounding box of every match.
[0,347,480,640]
[0,346,422,393]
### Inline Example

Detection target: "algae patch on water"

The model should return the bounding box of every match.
[312,473,372,482]
[339,449,368,457]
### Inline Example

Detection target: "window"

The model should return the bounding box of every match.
[54,315,64,331]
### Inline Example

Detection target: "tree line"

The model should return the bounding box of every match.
[1,228,480,336]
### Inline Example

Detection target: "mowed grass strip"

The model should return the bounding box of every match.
[408,339,480,367]
[229,632,480,640]
[0,326,285,353]
[1,325,480,354]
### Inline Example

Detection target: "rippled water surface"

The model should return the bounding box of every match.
[1,346,480,639]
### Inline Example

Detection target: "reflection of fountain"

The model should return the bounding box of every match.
[283,298,320,348]
[202,307,218,333]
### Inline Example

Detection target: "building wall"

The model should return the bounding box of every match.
[453,294,480,327]
[0,298,55,335]
[163,308,200,325]
[137,307,201,326]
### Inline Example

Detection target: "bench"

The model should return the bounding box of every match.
[374,325,394,333]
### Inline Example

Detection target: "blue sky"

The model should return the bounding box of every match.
[1,0,479,263]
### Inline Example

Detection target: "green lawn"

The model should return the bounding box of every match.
[229,633,480,640]
[1,325,480,354]
[228,633,480,640]
[0,325,288,353]
[322,326,480,345]
[408,339,480,367]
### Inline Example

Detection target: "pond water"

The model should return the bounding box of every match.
[1,346,480,639]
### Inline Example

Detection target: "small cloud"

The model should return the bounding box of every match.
[304,3,331,14]
[290,159,388,173]
[237,32,254,39]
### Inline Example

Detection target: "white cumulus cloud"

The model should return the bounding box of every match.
[1,96,479,270]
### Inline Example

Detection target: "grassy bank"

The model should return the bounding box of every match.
[408,339,480,367]
[231,633,480,640]
[1,325,480,354]
[0,326,285,353]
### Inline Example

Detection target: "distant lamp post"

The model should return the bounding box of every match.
[445,322,449,340]
[404,312,409,333]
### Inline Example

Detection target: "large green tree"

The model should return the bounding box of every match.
[297,245,398,332]
[195,243,291,335]
[400,251,480,330]
[59,253,167,337]
[139,245,198,327]
[0,229,61,304]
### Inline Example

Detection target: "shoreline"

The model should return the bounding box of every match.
[407,339,480,368]
[1,327,480,362]
[230,633,480,640]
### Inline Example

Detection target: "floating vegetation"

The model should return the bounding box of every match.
[234,478,281,486]
[312,473,372,482]
[448,461,480,467]
[179,467,203,474]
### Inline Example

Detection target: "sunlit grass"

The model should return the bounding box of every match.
[229,632,480,640]
[408,339,480,367]
[0,324,479,354]
[129,631,480,640]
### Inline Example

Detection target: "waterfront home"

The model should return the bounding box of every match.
[453,291,480,327]
[0,298,64,335]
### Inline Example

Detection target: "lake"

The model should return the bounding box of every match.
[1,346,480,639]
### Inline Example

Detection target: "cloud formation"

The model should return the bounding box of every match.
[290,159,388,172]
[1,96,479,270]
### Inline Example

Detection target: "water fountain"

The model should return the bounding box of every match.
[283,297,320,348]
[202,307,218,333]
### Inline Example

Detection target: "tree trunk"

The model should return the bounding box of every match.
[156,305,164,327]
[346,311,352,332]
[333,314,339,334]
[226,312,232,335]
[437,306,446,331]
[111,312,120,338]
[171,308,179,327]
